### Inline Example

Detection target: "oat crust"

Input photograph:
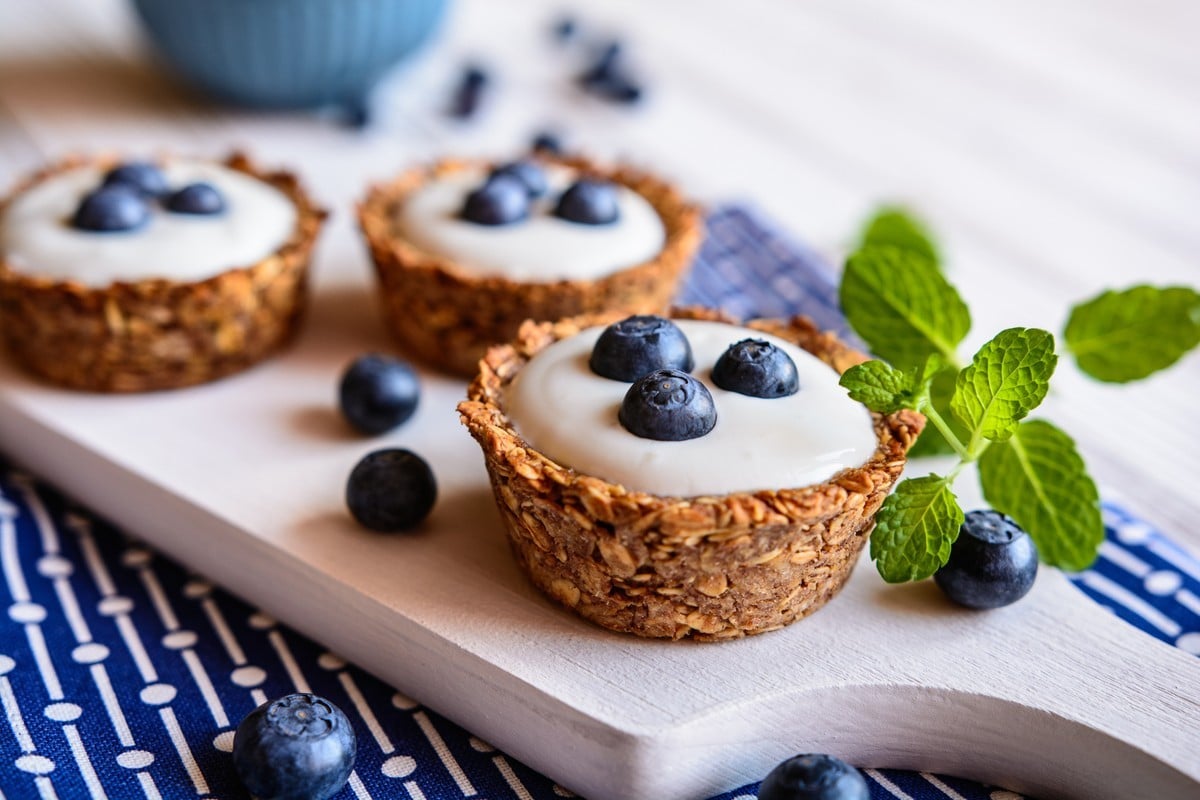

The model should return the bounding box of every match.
[459,308,924,641]
[357,155,703,377]
[0,152,326,392]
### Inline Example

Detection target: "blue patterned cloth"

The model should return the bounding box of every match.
[1,205,1197,800]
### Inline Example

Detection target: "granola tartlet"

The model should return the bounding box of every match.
[0,153,325,392]
[357,154,702,377]
[458,308,923,641]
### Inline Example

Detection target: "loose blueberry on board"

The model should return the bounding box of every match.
[102,161,170,197]
[554,178,619,225]
[531,131,564,155]
[346,449,437,532]
[552,15,577,42]
[449,63,490,119]
[490,160,549,198]
[165,182,226,215]
[232,693,356,800]
[757,753,870,800]
[619,369,716,441]
[712,339,800,398]
[461,174,531,226]
[590,315,695,381]
[578,40,645,105]
[71,186,150,232]
[935,509,1039,609]
[338,354,420,435]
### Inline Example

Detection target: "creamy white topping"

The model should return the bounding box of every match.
[1,161,297,286]
[396,167,666,281]
[505,320,878,497]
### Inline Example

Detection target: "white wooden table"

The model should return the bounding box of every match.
[1,2,1198,798]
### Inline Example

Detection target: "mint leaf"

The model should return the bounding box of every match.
[950,328,1057,445]
[860,206,940,267]
[840,360,914,414]
[870,475,964,583]
[979,419,1103,571]
[840,247,971,368]
[1065,285,1200,383]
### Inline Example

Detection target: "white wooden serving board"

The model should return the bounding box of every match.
[1,270,1198,800]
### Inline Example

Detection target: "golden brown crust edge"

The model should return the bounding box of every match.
[357,155,703,378]
[458,307,924,641]
[0,152,327,392]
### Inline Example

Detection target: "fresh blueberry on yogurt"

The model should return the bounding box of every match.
[490,160,549,198]
[232,693,356,800]
[165,182,226,215]
[620,368,716,441]
[461,174,531,226]
[590,315,694,381]
[346,449,437,532]
[71,185,151,232]
[554,178,620,225]
[935,509,1038,609]
[757,753,870,800]
[102,161,170,198]
[713,339,800,398]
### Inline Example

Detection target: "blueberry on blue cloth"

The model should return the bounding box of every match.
[590,315,694,381]
[757,753,870,800]
[935,510,1039,609]
[619,368,716,441]
[712,339,800,398]
[71,186,150,232]
[339,354,420,435]
[461,174,531,226]
[346,449,437,532]
[554,178,619,225]
[165,182,226,215]
[233,693,356,800]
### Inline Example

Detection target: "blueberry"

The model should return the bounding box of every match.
[590,315,694,381]
[578,40,644,105]
[531,131,564,155]
[232,693,356,800]
[552,15,577,42]
[712,339,800,398]
[461,174,531,226]
[165,182,226,215]
[490,160,548,198]
[757,753,870,800]
[619,369,716,441]
[71,186,150,232]
[449,64,490,119]
[338,354,420,435]
[102,161,169,197]
[554,178,619,225]
[935,509,1038,609]
[346,449,437,532]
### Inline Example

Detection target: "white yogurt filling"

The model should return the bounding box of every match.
[505,320,879,497]
[396,167,666,282]
[1,160,298,286]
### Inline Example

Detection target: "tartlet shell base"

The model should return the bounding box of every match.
[357,155,703,377]
[0,153,326,392]
[459,308,924,641]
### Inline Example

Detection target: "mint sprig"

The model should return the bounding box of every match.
[870,475,963,583]
[859,207,941,267]
[979,420,1103,571]
[1065,285,1200,383]
[835,206,1200,583]
[839,247,970,369]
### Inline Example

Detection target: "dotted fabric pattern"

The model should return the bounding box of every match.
[1,205,1197,800]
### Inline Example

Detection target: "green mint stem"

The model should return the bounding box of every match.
[920,403,970,460]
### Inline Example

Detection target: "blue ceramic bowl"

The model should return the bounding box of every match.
[132,0,448,109]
